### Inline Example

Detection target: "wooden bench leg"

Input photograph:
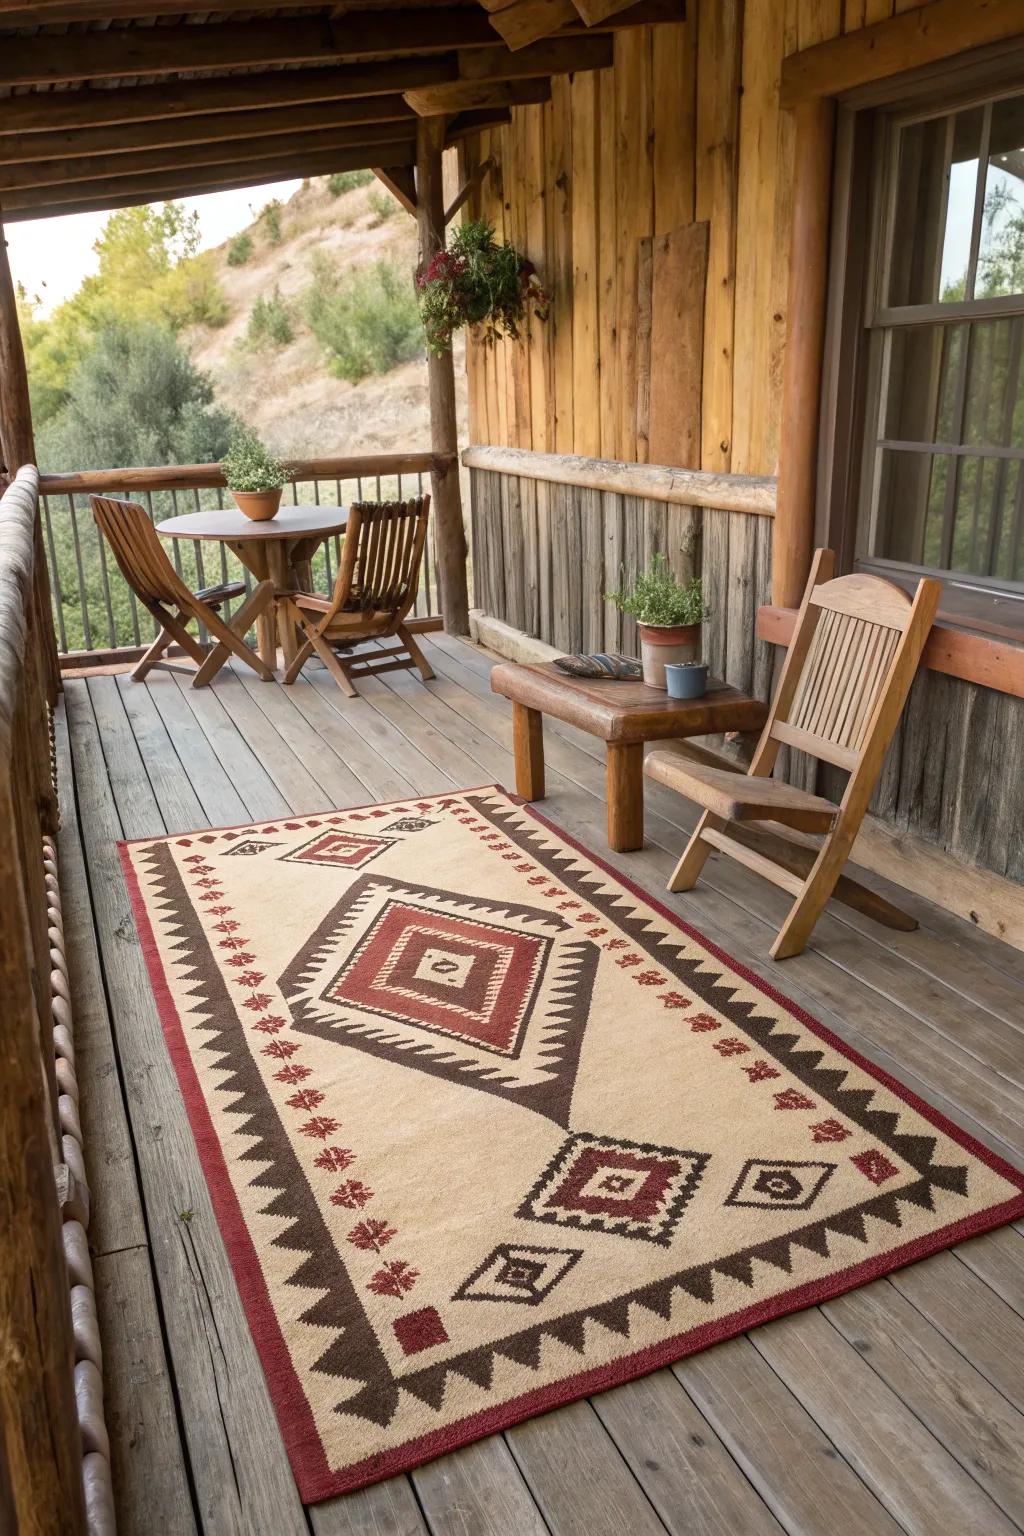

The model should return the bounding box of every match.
[512,703,544,800]
[607,742,644,852]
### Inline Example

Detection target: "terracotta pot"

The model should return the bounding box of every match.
[232,488,282,521]
[637,621,700,689]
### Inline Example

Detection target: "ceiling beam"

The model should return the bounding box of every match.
[0,141,417,220]
[572,0,644,19]
[0,61,458,135]
[444,107,512,144]
[456,33,612,80]
[404,76,551,117]
[0,121,414,192]
[0,0,681,88]
[480,0,579,50]
[0,96,414,166]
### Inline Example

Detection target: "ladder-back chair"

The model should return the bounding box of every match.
[280,495,434,697]
[91,495,275,687]
[645,549,940,960]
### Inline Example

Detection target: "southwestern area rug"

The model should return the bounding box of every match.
[121,786,1024,1501]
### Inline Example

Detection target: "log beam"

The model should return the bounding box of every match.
[416,116,470,635]
[0,96,414,167]
[445,156,496,225]
[0,217,34,474]
[373,167,418,217]
[445,107,513,144]
[0,121,414,193]
[0,142,417,220]
[772,98,835,607]
[404,76,551,118]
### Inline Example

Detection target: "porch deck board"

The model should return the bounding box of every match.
[58,633,1024,1536]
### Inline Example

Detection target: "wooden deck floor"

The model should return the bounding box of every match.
[58,631,1024,1536]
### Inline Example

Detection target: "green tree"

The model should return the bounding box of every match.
[38,320,235,473]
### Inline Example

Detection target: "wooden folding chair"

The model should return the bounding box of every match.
[644,550,940,960]
[280,495,434,698]
[91,495,275,687]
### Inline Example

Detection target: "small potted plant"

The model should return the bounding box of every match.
[607,553,707,689]
[221,430,290,521]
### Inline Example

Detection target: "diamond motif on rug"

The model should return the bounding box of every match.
[518,1131,710,1246]
[454,1242,583,1305]
[280,873,599,1125]
[725,1157,836,1211]
[221,837,282,856]
[282,829,397,868]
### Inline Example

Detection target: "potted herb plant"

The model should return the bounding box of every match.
[607,553,707,689]
[221,430,290,521]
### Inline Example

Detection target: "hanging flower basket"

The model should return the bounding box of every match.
[416,219,550,357]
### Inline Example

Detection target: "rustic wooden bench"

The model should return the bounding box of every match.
[490,661,768,852]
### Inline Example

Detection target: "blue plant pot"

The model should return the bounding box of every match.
[664,661,708,700]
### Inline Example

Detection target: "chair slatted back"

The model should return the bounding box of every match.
[91,495,187,608]
[763,569,936,775]
[332,496,430,621]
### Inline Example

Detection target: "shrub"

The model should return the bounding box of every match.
[367,187,398,225]
[245,287,293,349]
[260,199,283,244]
[221,429,290,493]
[328,169,373,197]
[304,256,423,383]
[227,232,254,266]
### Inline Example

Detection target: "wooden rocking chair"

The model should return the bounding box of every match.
[280,496,434,697]
[644,550,940,960]
[91,495,275,687]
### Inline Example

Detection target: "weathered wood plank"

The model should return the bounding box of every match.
[648,222,708,469]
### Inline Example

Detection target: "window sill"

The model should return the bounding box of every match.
[756,605,1024,701]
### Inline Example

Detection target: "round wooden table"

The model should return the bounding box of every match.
[157,504,348,669]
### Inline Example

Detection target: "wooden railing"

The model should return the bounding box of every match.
[39,451,453,663]
[0,465,90,1532]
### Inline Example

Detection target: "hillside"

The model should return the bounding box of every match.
[184,174,468,461]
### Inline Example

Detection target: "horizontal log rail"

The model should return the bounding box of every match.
[461,444,777,516]
[38,452,449,662]
[38,450,450,496]
[758,604,1024,702]
[0,466,90,1531]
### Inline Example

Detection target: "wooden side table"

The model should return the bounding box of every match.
[491,662,768,852]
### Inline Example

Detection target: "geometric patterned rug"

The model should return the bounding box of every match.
[120,787,1024,1501]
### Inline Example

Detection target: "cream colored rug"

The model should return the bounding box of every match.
[121,787,1024,1500]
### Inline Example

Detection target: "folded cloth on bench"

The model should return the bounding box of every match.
[553,652,642,680]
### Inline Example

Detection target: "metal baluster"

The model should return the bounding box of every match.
[93,499,118,648]
[141,492,159,639]
[65,493,93,652]
[41,496,69,655]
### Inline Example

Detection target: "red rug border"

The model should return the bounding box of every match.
[118,786,1024,1503]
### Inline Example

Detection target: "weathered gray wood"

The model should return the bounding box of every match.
[412,1436,549,1536]
[507,1399,669,1536]
[500,471,526,633]
[591,1369,786,1535]
[955,1226,1024,1316]
[751,1308,1018,1534]
[92,1245,197,1535]
[579,486,605,655]
[461,445,777,514]
[825,1276,1024,1525]
[63,679,313,1535]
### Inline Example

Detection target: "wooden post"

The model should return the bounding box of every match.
[772,98,835,607]
[415,115,471,635]
[0,212,36,476]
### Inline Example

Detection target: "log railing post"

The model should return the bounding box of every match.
[772,98,835,608]
[415,116,471,635]
[0,466,87,1535]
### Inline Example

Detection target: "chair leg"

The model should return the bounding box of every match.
[666,810,723,892]
[769,826,857,960]
[193,584,275,686]
[311,631,359,698]
[132,625,174,680]
[398,624,435,681]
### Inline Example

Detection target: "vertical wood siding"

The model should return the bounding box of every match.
[460,0,901,474]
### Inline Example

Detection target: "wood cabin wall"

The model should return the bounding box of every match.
[461,0,1024,885]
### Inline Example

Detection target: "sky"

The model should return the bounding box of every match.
[7,179,303,313]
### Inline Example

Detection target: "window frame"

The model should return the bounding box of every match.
[819,47,1024,623]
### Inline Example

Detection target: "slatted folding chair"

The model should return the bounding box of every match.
[280,495,434,698]
[644,550,940,960]
[91,495,275,687]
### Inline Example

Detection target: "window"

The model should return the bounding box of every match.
[837,77,1024,608]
